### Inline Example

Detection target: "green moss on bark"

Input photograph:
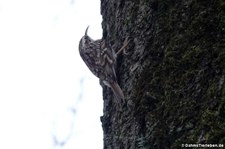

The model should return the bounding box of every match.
[101,0,225,148]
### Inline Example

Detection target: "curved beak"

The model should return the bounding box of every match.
[85,26,89,36]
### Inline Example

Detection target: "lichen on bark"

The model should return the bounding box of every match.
[100,0,225,148]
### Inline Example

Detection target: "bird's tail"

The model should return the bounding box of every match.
[110,81,125,103]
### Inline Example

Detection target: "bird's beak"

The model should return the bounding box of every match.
[85,26,89,36]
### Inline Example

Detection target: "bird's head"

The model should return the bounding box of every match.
[79,26,93,51]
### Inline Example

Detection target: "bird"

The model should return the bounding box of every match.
[78,26,125,103]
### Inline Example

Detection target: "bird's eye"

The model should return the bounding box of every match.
[86,38,91,43]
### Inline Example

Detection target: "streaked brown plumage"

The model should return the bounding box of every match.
[79,26,124,102]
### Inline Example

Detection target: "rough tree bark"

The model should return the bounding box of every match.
[100,0,225,148]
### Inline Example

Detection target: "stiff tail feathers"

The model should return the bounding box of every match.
[110,81,125,103]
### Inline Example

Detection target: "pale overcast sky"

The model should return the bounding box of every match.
[0,0,103,148]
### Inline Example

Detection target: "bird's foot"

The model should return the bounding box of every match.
[116,37,130,55]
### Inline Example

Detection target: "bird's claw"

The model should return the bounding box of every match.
[116,37,130,55]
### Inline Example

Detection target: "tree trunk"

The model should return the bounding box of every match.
[100,0,225,148]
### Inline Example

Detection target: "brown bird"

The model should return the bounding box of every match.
[79,26,126,103]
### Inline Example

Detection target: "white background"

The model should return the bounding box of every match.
[0,0,103,148]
